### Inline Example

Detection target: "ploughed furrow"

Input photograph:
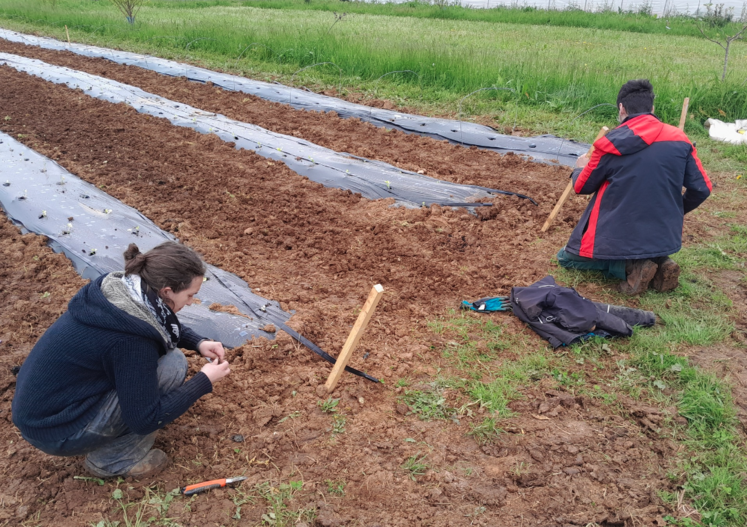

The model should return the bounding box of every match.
[0,29,587,165]
[0,37,580,212]
[0,131,289,347]
[0,52,533,208]
[0,62,559,366]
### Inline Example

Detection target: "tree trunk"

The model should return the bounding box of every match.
[722,41,730,81]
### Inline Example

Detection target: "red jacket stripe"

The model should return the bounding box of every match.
[691,145,712,191]
[579,181,610,258]
[573,136,618,193]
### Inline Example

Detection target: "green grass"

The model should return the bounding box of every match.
[1,0,746,140]
[402,452,429,480]
[399,385,456,420]
[234,0,747,38]
[467,416,503,443]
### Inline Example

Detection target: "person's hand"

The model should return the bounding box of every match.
[201,361,231,385]
[575,153,590,169]
[198,340,225,363]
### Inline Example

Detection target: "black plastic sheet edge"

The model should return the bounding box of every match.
[0,52,533,208]
[0,29,590,167]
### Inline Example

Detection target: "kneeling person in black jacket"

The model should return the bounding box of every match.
[557,79,711,294]
[12,242,231,478]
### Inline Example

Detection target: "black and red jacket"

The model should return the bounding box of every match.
[565,113,711,260]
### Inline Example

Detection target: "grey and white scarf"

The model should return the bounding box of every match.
[122,274,181,348]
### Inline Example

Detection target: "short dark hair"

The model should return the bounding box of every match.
[124,242,206,293]
[617,79,655,115]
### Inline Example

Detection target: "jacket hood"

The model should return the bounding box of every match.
[594,113,671,157]
[68,274,166,346]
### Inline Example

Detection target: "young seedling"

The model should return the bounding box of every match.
[317,397,339,414]
[89,248,97,256]
[38,210,47,219]
[332,414,346,434]
[402,453,429,480]
[57,175,66,186]
[103,208,112,214]
[385,180,391,190]
[19,190,28,200]
[2,180,9,187]
[62,223,73,235]
[325,479,346,496]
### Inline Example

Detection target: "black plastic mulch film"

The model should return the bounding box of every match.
[0,133,378,382]
[0,29,589,167]
[0,52,536,209]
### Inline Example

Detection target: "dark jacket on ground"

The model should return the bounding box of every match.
[566,113,711,260]
[12,274,213,442]
[510,275,656,348]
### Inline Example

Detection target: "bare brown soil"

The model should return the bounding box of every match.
[0,39,575,205]
[0,49,741,526]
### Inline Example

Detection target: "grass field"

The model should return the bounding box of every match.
[1,0,746,141]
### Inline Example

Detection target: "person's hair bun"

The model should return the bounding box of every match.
[123,243,141,262]
[123,244,147,275]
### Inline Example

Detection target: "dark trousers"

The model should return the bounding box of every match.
[556,247,627,281]
[23,349,187,476]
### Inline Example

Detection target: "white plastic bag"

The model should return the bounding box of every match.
[703,118,747,145]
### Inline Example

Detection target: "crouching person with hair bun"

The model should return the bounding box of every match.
[12,242,231,478]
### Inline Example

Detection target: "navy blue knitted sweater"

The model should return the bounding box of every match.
[12,274,213,442]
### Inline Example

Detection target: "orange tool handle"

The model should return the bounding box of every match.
[181,478,227,496]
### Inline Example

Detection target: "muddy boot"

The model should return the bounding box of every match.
[618,259,658,295]
[85,448,168,479]
[650,257,680,292]
[125,449,168,478]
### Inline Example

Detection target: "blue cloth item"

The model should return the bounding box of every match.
[556,247,627,281]
[13,274,212,443]
[22,348,188,476]
[461,296,510,312]
[566,113,711,260]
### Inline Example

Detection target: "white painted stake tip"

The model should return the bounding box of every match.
[374,284,384,293]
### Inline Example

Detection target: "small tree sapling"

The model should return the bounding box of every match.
[696,4,747,81]
[109,0,145,25]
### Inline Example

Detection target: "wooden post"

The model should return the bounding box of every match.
[540,126,609,233]
[325,284,384,393]
[65,25,70,44]
[678,97,689,131]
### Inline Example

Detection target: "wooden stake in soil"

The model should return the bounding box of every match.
[325,284,384,393]
[540,126,609,233]
[678,97,690,131]
[65,25,70,44]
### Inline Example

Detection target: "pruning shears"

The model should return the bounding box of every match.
[181,476,247,496]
